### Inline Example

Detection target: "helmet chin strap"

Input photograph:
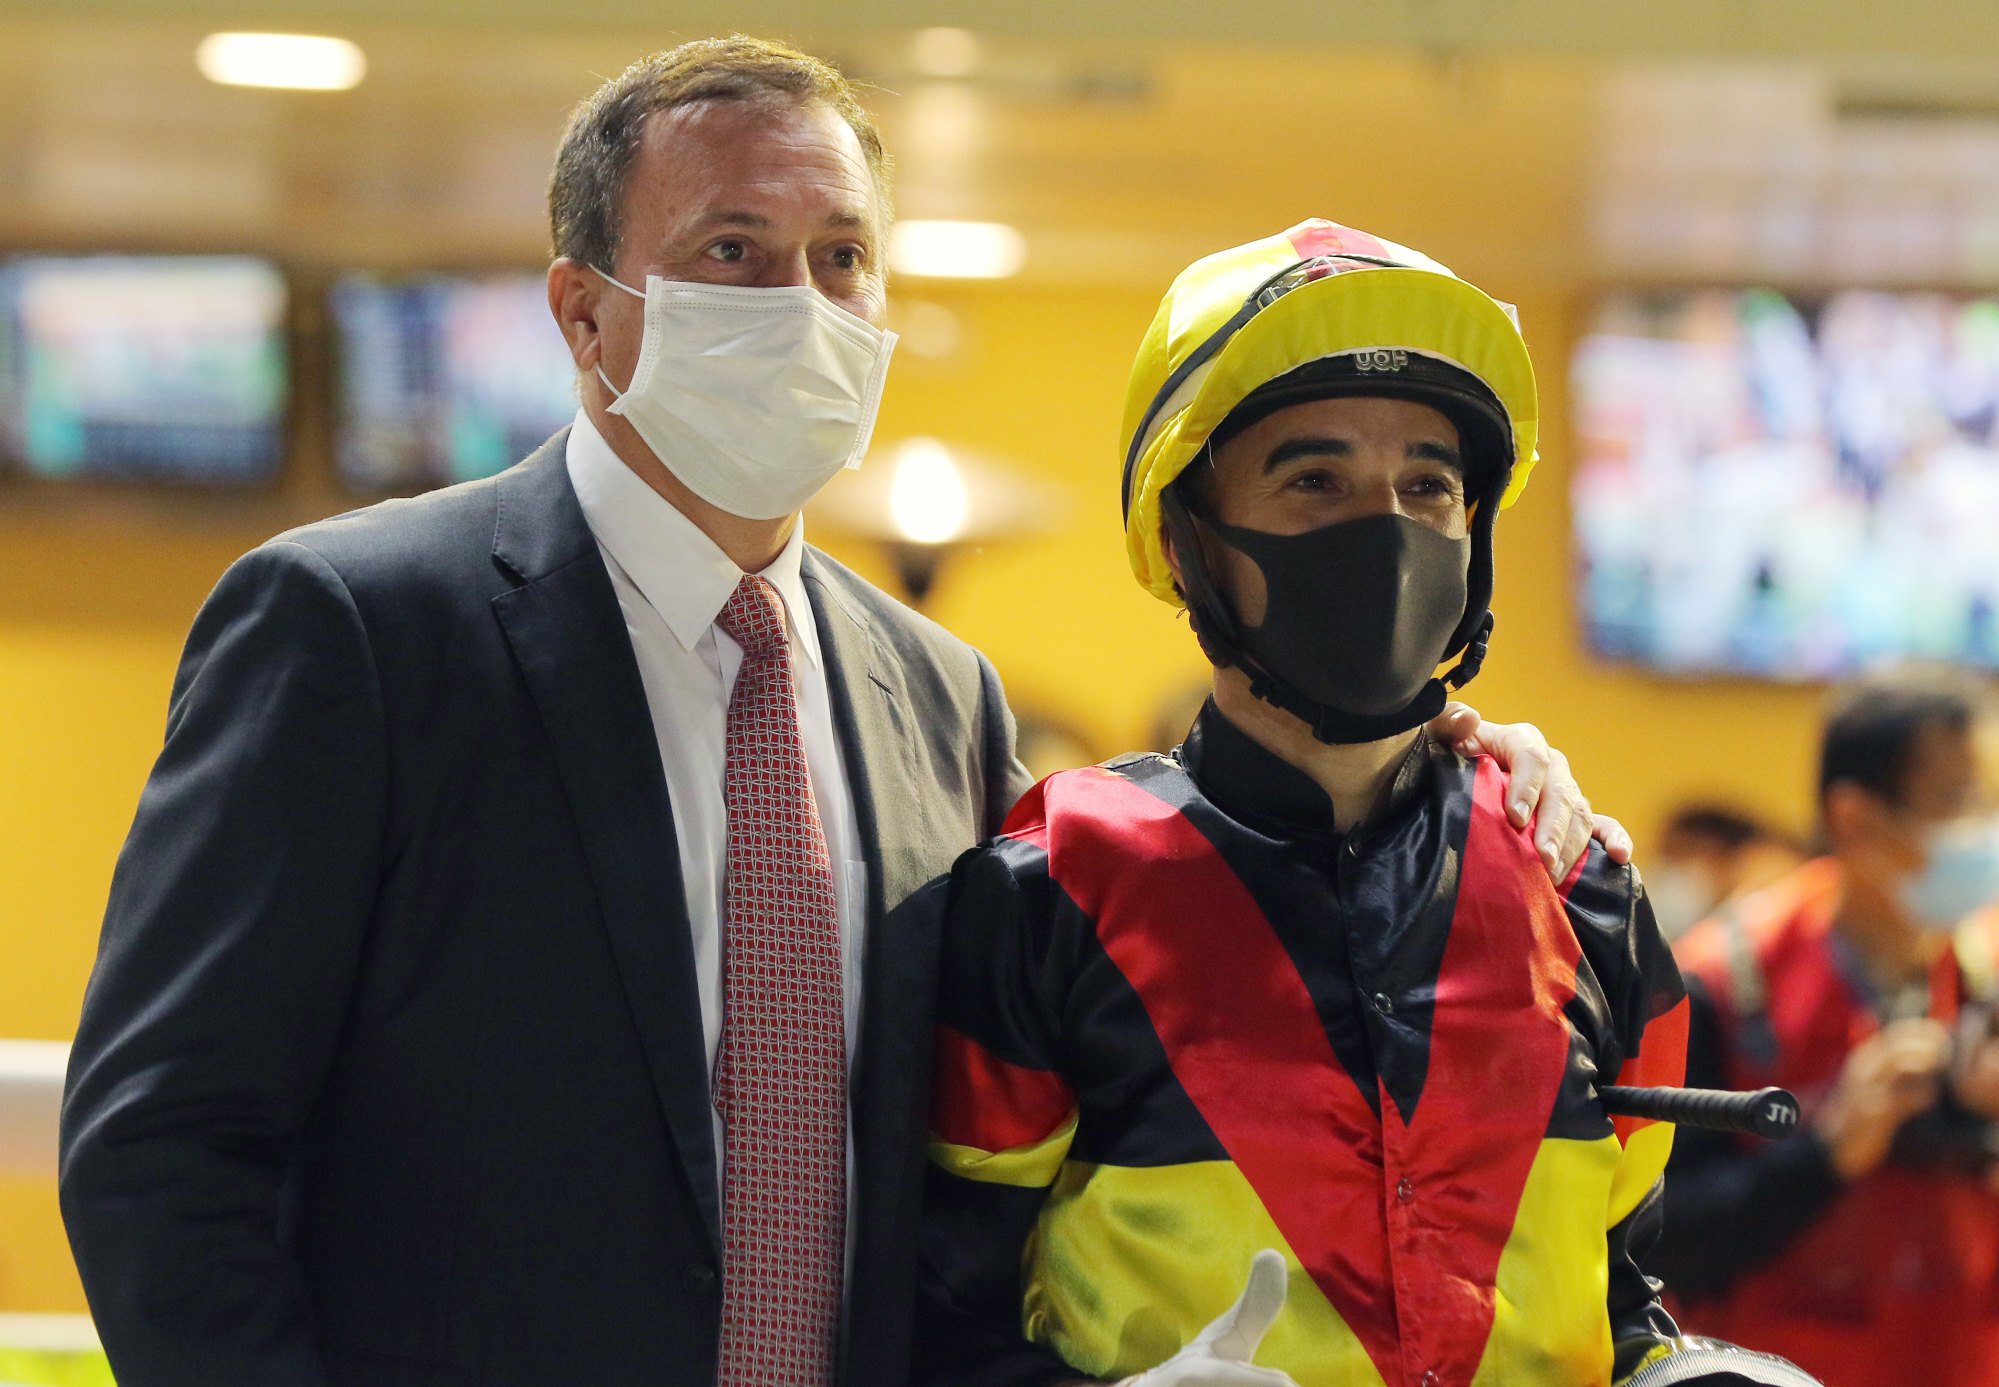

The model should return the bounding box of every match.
[1160,484,1494,747]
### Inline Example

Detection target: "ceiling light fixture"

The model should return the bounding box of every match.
[197,32,367,91]
[910,27,982,79]
[809,437,1066,606]
[888,220,1026,279]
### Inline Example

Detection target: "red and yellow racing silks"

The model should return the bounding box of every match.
[1667,865,1999,1387]
[916,724,1687,1387]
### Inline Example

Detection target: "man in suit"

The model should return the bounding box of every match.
[59,36,1618,1387]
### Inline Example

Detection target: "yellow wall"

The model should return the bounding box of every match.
[1,521,261,1310]
[0,279,1826,1311]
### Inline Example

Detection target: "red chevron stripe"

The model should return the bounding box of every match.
[1380,758,1582,1384]
[1023,767,1403,1376]
[1029,760,1584,1387]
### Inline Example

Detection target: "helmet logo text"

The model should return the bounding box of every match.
[1355,349,1408,373]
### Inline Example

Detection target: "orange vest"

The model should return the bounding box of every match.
[1676,865,1999,1387]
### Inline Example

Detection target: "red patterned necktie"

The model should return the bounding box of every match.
[712,574,847,1387]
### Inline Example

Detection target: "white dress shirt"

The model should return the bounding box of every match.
[564,412,867,1192]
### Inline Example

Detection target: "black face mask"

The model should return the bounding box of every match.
[1203,511,1471,720]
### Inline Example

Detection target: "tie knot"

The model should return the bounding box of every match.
[718,575,789,658]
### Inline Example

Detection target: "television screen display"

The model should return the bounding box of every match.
[0,255,289,484]
[331,273,577,491]
[1572,289,1999,677]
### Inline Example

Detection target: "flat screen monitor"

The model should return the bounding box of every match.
[0,255,289,484]
[1572,288,1999,677]
[331,272,577,492]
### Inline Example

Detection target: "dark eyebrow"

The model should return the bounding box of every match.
[1263,437,1351,472]
[690,209,873,234]
[695,209,771,230]
[1409,439,1464,473]
[1262,435,1464,474]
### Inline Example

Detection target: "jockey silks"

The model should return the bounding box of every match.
[916,706,1691,1387]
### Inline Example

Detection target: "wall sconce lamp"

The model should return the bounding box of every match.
[809,437,1062,606]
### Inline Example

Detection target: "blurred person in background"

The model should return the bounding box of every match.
[55,36,1609,1387]
[1660,665,1999,1387]
[1647,804,1809,943]
[915,221,1801,1387]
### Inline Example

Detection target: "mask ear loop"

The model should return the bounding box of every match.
[588,265,646,401]
[592,265,646,299]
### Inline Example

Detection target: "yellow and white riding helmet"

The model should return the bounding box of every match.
[1120,219,1540,650]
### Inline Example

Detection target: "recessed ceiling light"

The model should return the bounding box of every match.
[910,28,982,79]
[197,32,367,91]
[888,221,1026,279]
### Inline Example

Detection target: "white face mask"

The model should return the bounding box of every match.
[1901,815,1999,932]
[592,271,898,520]
[1642,862,1723,943]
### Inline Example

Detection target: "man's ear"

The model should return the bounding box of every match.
[546,257,604,373]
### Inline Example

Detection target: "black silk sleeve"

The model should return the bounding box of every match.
[1567,851,1688,1376]
[915,836,1081,1387]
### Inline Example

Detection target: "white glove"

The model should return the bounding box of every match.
[1113,1249,1300,1387]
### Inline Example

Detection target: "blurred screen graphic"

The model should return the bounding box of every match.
[1572,289,1999,678]
[331,273,577,491]
[0,255,289,484]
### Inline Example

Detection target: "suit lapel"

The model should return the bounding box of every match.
[490,437,722,1259]
[802,557,938,1314]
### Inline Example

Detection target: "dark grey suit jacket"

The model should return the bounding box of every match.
[59,432,1032,1386]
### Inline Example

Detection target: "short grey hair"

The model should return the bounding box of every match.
[547,35,893,272]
